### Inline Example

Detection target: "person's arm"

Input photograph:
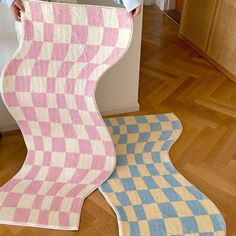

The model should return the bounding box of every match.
[115,0,141,18]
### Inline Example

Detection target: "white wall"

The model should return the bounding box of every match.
[0,0,143,132]
[0,4,19,132]
[154,0,176,11]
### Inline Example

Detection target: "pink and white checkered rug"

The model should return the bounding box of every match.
[0,0,133,230]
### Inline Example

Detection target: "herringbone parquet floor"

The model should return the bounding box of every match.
[0,4,236,236]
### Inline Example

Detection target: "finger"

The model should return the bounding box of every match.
[132,10,138,18]
[130,10,137,18]
[133,6,141,18]
[11,6,20,22]
[14,0,25,12]
[130,9,136,18]
[17,8,22,22]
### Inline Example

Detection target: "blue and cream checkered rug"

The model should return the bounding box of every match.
[99,113,226,236]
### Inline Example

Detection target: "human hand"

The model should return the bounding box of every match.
[10,0,25,22]
[128,4,142,18]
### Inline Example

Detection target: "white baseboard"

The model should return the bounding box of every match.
[0,121,19,132]
[100,102,140,116]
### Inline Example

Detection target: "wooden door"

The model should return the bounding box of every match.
[179,0,218,51]
[207,0,236,77]
[175,0,184,13]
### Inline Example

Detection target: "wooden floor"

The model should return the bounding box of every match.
[1,5,236,236]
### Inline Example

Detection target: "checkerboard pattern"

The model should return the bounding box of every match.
[99,113,226,236]
[0,0,132,230]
